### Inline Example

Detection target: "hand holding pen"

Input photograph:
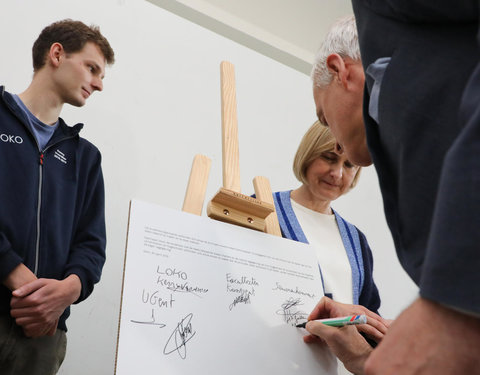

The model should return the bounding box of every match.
[303,297,390,344]
[300,297,391,375]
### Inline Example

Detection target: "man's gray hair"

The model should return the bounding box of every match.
[311,15,361,88]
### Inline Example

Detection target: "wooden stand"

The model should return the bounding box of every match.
[183,61,281,236]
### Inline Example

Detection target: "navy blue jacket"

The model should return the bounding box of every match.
[0,86,106,331]
[352,0,480,313]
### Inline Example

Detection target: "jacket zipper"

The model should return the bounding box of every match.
[34,153,44,275]
[33,136,76,275]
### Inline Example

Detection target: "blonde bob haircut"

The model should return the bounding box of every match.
[293,121,361,189]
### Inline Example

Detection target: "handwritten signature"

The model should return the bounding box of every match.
[163,313,196,359]
[228,291,252,311]
[276,298,308,326]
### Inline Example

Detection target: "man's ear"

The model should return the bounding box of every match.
[48,43,65,67]
[326,54,363,91]
[326,53,347,86]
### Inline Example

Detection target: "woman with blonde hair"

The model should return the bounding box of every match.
[273,121,380,313]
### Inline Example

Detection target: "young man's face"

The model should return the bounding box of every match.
[313,66,372,166]
[53,42,106,107]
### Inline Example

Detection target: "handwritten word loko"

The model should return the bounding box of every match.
[142,290,176,308]
[157,266,188,280]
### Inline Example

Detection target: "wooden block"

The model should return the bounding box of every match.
[207,187,274,231]
[253,176,282,237]
[182,154,211,216]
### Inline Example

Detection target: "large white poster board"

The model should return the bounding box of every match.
[115,199,337,374]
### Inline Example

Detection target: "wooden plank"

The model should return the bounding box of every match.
[182,154,212,215]
[220,61,241,192]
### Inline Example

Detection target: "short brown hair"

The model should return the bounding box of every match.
[293,120,361,189]
[32,19,115,71]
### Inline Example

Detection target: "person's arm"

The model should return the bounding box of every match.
[0,232,25,286]
[303,297,389,374]
[2,263,37,291]
[364,297,480,375]
[62,150,106,304]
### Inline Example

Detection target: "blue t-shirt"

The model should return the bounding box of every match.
[13,94,59,151]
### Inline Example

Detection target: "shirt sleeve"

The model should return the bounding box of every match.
[63,151,106,303]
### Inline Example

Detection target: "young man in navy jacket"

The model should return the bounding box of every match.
[0,19,114,374]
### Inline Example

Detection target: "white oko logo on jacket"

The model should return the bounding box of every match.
[0,133,23,144]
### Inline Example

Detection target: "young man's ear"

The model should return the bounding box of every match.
[48,42,65,67]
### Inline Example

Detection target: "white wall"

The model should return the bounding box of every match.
[147,0,353,74]
[0,0,417,374]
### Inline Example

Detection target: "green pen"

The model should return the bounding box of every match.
[296,314,367,328]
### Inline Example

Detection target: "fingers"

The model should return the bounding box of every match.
[357,315,389,342]
[11,278,46,298]
[306,297,391,344]
[357,322,385,343]
[13,311,57,338]
[16,316,58,338]
[10,294,40,310]
[306,319,340,340]
[304,321,361,351]
[363,308,390,330]
[22,321,54,338]
[303,333,327,345]
[11,278,59,309]
[11,312,50,326]
[308,296,334,320]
